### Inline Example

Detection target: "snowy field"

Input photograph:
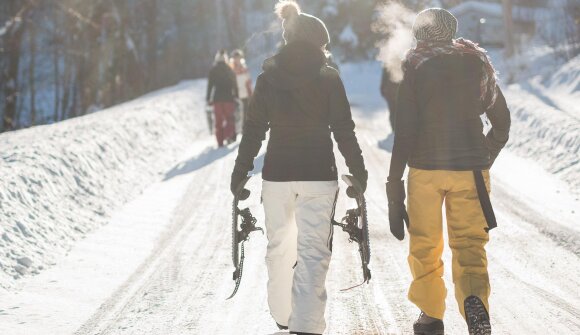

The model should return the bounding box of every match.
[0,54,579,334]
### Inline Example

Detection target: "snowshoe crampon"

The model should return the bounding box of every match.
[227,176,263,300]
[333,175,371,290]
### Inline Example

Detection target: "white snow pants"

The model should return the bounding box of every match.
[262,180,338,334]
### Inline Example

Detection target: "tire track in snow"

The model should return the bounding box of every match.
[75,145,237,335]
[75,109,580,335]
[493,183,579,256]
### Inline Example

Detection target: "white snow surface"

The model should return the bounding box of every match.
[0,56,579,334]
[491,50,580,191]
[0,81,206,291]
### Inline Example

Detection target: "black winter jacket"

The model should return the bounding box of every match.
[233,41,366,182]
[206,62,238,103]
[389,53,511,181]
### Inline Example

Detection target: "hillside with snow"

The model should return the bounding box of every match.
[495,51,580,191]
[0,81,206,290]
[0,53,578,334]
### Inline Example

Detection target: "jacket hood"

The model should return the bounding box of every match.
[262,41,327,90]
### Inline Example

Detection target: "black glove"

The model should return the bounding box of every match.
[386,180,410,240]
[231,169,250,200]
[347,170,368,198]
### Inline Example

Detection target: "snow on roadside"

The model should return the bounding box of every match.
[503,84,580,191]
[0,80,207,291]
[497,52,580,192]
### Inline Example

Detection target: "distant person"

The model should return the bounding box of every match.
[380,67,399,132]
[207,49,238,147]
[230,49,253,134]
[230,1,366,334]
[386,8,510,335]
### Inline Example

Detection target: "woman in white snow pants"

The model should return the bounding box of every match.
[262,181,338,334]
[230,2,366,334]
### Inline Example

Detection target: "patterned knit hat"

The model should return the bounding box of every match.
[413,8,458,42]
[275,1,330,47]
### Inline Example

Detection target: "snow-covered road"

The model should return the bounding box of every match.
[1,63,579,335]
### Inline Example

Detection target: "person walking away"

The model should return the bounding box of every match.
[380,67,399,132]
[207,49,238,147]
[386,8,510,335]
[231,49,253,135]
[230,2,367,334]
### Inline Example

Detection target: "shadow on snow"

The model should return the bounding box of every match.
[164,144,239,181]
[377,132,394,153]
[163,143,266,181]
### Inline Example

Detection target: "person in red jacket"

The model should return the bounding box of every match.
[207,50,238,147]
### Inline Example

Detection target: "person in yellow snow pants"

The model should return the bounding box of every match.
[385,8,511,335]
[407,168,491,321]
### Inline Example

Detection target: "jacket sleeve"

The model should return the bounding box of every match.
[380,68,388,98]
[328,73,366,177]
[388,67,419,182]
[206,69,214,102]
[233,75,269,174]
[485,86,511,166]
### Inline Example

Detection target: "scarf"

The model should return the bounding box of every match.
[404,38,498,110]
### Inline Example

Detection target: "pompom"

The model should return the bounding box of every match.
[275,0,301,20]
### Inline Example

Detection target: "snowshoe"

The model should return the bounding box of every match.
[227,176,262,299]
[464,296,491,335]
[413,312,444,335]
[332,175,371,289]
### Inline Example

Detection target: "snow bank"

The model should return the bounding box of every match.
[542,55,580,117]
[504,85,580,191]
[500,54,580,192]
[0,80,207,291]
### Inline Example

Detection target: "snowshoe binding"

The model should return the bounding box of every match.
[332,175,371,289]
[227,176,262,299]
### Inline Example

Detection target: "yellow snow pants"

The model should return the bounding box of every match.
[407,168,491,320]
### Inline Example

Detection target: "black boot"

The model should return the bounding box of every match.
[276,322,288,330]
[289,332,320,335]
[413,311,444,335]
[464,296,491,335]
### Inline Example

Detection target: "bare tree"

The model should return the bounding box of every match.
[2,1,33,131]
[145,0,157,91]
[52,15,61,123]
[502,0,515,57]
[28,15,36,126]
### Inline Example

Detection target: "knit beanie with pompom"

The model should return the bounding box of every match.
[413,8,458,42]
[275,1,330,47]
